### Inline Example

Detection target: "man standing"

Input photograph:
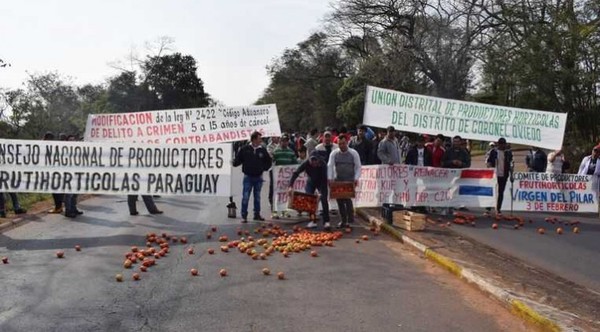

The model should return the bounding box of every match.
[315,131,338,163]
[377,126,401,165]
[577,145,600,176]
[289,151,330,229]
[349,125,373,165]
[428,134,446,168]
[405,135,433,166]
[442,136,471,169]
[233,131,272,223]
[272,134,297,218]
[486,138,513,215]
[526,147,547,172]
[304,129,319,156]
[327,136,361,228]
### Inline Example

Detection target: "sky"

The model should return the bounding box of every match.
[0,0,332,106]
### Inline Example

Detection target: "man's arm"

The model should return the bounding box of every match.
[232,147,244,167]
[327,150,337,181]
[289,160,308,187]
[351,149,362,181]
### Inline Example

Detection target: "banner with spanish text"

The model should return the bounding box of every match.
[363,86,567,150]
[501,172,598,213]
[0,139,231,196]
[84,104,281,144]
[272,165,497,210]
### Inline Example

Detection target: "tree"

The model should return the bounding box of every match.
[258,32,351,131]
[142,53,210,109]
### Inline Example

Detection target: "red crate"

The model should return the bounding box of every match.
[329,181,356,199]
[287,191,319,214]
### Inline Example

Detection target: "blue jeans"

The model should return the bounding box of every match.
[241,175,263,218]
[305,180,329,222]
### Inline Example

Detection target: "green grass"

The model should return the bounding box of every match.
[3,193,52,212]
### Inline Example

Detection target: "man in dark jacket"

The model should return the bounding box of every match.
[349,124,373,165]
[487,137,513,215]
[233,131,272,223]
[525,147,547,172]
[442,135,471,169]
[405,136,433,166]
[289,150,330,229]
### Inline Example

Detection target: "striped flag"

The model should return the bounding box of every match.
[457,169,495,197]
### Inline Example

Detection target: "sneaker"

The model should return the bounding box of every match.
[130,211,139,216]
[307,221,317,228]
[76,210,84,215]
[241,215,248,223]
[65,213,77,218]
[323,222,331,230]
[14,208,27,214]
[337,221,347,228]
[271,212,279,219]
[254,215,265,221]
[48,207,63,214]
[150,210,164,215]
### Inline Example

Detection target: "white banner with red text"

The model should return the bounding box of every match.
[272,165,497,210]
[501,172,598,213]
[84,104,281,144]
[0,139,231,196]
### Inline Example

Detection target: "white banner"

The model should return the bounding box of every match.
[84,104,281,144]
[363,86,568,150]
[502,172,598,213]
[273,165,496,210]
[0,139,231,196]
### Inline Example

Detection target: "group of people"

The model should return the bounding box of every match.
[232,126,476,229]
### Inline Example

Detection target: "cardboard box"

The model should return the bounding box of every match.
[330,181,355,199]
[392,210,426,231]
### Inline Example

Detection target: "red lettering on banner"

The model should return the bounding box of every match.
[545,202,579,211]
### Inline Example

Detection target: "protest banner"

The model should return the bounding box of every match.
[501,172,598,213]
[363,86,567,150]
[84,104,281,144]
[272,165,496,211]
[0,139,231,196]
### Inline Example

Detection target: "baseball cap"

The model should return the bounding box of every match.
[497,137,507,144]
[281,134,290,140]
[489,142,495,146]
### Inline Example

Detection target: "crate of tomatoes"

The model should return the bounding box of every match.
[329,181,356,199]
[288,191,319,214]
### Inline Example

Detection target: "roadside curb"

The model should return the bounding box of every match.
[357,209,563,332]
[0,217,28,233]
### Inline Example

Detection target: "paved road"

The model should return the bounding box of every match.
[0,195,531,332]
[462,150,600,293]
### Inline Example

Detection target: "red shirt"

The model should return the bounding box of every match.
[428,145,445,168]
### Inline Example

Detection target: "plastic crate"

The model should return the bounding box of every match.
[330,181,356,199]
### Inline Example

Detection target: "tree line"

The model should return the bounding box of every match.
[257,0,599,160]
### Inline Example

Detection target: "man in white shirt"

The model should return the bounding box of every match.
[327,136,362,228]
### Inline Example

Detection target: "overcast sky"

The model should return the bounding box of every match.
[0,0,332,106]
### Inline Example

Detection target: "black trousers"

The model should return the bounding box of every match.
[52,193,64,209]
[336,198,354,225]
[497,176,509,212]
[128,195,158,214]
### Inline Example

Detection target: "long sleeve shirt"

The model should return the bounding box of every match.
[327,148,362,182]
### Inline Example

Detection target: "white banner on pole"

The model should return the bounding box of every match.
[84,104,281,144]
[0,139,232,196]
[363,85,567,150]
[502,172,598,213]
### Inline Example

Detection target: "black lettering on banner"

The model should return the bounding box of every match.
[63,172,73,191]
